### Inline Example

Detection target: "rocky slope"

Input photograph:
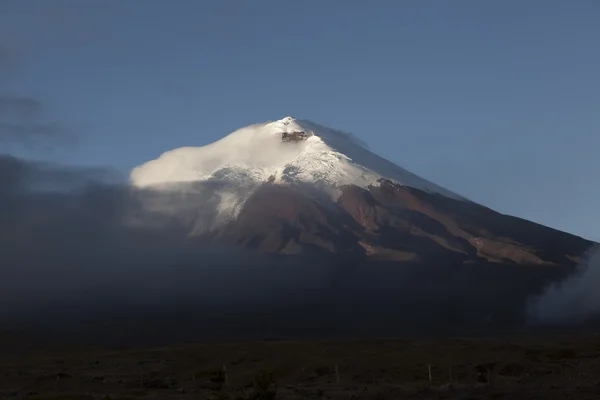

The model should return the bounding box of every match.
[212,179,592,267]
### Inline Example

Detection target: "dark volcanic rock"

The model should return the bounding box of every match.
[216,180,593,268]
[216,184,364,256]
[281,131,310,142]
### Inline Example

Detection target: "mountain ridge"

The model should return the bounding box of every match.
[131,117,594,267]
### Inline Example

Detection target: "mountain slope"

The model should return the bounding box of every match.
[131,117,594,267]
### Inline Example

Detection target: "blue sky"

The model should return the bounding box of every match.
[1,0,599,241]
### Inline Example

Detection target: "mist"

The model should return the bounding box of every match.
[527,246,600,325]
[0,152,581,345]
[1,151,589,345]
[0,154,344,336]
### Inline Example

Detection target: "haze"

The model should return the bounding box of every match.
[1,1,599,342]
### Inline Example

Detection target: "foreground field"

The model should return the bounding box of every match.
[2,335,600,400]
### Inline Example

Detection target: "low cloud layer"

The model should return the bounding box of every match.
[0,155,544,344]
[3,151,596,346]
[528,246,600,325]
[0,155,337,324]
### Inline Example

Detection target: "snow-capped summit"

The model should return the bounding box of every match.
[128,116,593,267]
[131,116,463,199]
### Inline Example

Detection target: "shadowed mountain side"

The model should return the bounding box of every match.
[0,259,575,348]
[211,184,365,255]
[403,184,592,265]
[211,180,593,267]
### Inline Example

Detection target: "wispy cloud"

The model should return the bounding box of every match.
[528,246,600,325]
[0,94,42,116]
[0,42,73,150]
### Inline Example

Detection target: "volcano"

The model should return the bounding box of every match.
[131,117,593,267]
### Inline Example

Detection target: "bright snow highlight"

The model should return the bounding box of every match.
[130,117,465,228]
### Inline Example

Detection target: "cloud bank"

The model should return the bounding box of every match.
[0,155,542,345]
[1,145,590,343]
[0,155,337,323]
[528,246,600,325]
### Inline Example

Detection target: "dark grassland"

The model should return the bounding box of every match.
[3,335,600,400]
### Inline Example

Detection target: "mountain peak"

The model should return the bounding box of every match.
[280,116,297,124]
[130,117,466,226]
[266,117,313,142]
[127,116,593,265]
[268,116,302,128]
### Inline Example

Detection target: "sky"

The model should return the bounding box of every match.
[0,0,599,241]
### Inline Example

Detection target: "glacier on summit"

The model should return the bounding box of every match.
[130,117,466,230]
